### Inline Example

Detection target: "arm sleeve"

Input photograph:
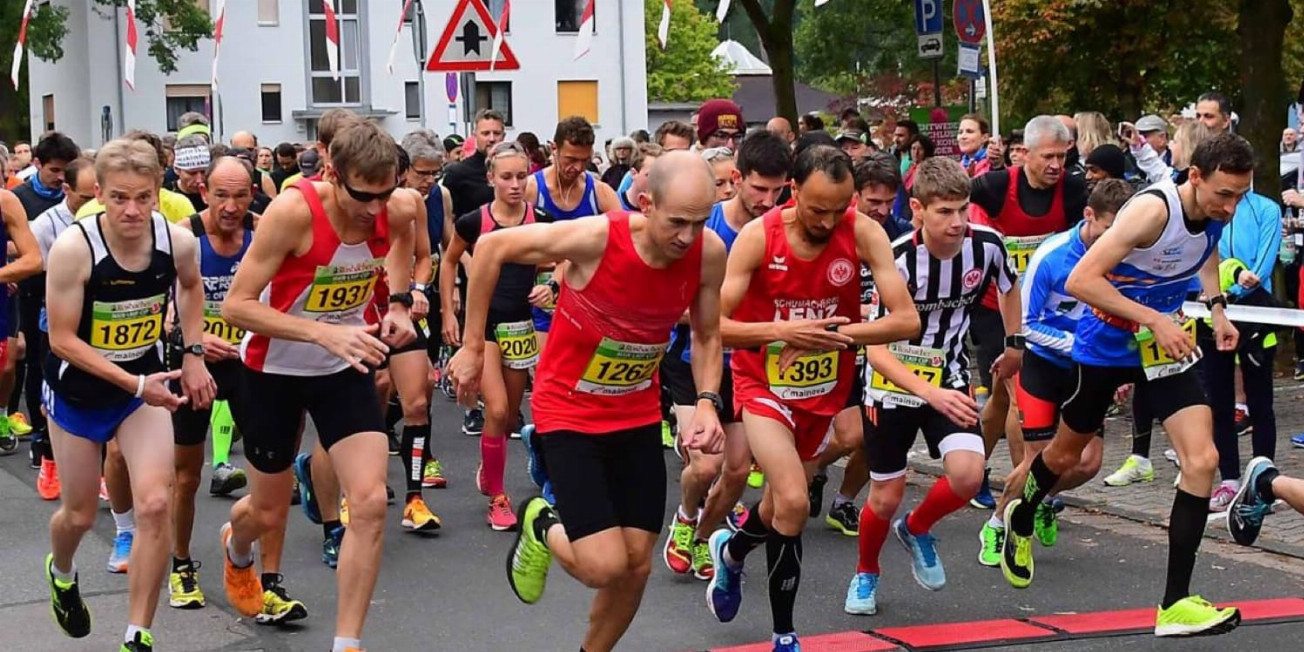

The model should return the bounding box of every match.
[1130,142,1173,184]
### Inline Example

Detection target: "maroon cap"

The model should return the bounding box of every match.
[697,99,744,144]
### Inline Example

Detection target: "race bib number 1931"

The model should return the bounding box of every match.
[304,259,382,314]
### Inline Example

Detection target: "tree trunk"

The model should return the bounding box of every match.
[1238,0,1292,194]
[739,0,798,127]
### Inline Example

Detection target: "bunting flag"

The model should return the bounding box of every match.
[323,0,341,81]
[10,0,34,89]
[124,0,138,89]
[716,0,730,23]
[491,0,511,70]
[572,0,594,60]
[815,0,831,5]
[210,0,225,92]
[386,0,414,75]
[658,0,672,49]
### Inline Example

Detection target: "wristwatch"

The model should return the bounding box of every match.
[697,391,725,414]
[1004,334,1026,351]
[1205,293,1228,311]
[183,343,204,357]
[389,291,414,308]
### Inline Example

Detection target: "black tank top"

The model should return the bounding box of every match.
[46,213,176,407]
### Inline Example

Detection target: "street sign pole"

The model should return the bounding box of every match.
[914,0,944,106]
[412,0,428,128]
[933,59,942,107]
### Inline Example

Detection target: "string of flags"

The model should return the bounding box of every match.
[210,0,226,92]
[124,0,138,89]
[490,0,511,69]
[10,0,34,89]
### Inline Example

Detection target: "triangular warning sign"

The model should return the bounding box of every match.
[426,0,519,72]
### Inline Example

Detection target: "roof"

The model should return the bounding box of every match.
[711,40,772,76]
[731,76,840,121]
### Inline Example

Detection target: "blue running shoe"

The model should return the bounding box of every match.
[705,529,742,622]
[107,530,133,573]
[1228,456,1276,547]
[541,479,556,505]
[293,454,321,525]
[844,572,879,615]
[322,525,344,569]
[520,425,549,490]
[893,515,946,590]
[1292,433,1304,449]
[969,468,995,509]
[772,633,801,652]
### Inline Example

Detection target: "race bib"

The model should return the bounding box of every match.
[495,320,540,370]
[1136,316,1200,380]
[90,294,166,362]
[868,343,945,408]
[1004,234,1050,276]
[765,343,838,400]
[536,271,556,311]
[304,259,382,315]
[576,338,666,396]
[202,300,246,345]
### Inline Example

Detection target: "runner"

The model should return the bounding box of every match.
[0,187,44,456]
[43,138,215,652]
[661,131,790,581]
[845,157,1021,616]
[447,150,726,652]
[706,145,919,651]
[441,141,553,531]
[975,179,1133,568]
[219,120,415,652]
[1001,132,1254,637]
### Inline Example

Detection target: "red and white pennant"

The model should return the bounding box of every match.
[10,0,34,89]
[124,0,138,89]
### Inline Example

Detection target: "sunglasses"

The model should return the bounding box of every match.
[701,147,733,162]
[341,179,397,203]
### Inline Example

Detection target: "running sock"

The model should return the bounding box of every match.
[677,505,699,523]
[112,508,135,534]
[211,400,234,467]
[832,493,854,509]
[531,503,560,546]
[906,477,969,536]
[401,423,431,498]
[0,406,9,421]
[480,434,507,496]
[765,532,802,636]
[226,533,254,568]
[1011,454,1060,537]
[262,573,283,590]
[322,520,343,540]
[1162,489,1208,609]
[1256,466,1281,502]
[856,506,890,574]
[172,557,192,572]
[1130,425,1153,458]
[50,559,76,582]
[987,513,1004,529]
[332,636,361,652]
[125,625,148,644]
[725,503,769,567]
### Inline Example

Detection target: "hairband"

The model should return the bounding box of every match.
[174,146,211,171]
[177,123,212,140]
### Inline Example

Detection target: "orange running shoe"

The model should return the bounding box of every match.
[220,523,262,617]
[487,494,517,531]
[37,458,60,501]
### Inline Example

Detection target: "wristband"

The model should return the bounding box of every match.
[1004,334,1026,350]
[134,374,146,399]
[412,282,428,292]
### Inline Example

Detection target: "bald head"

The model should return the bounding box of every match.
[204,156,255,227]
[647,150,715,208]
[767,117,794,144]
[231,131,257,149]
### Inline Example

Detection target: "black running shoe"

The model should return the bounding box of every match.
[46,554,92,638]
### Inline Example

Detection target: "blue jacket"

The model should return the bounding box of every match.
[1219,191,1281,300]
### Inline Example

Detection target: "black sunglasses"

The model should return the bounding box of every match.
[341,179,398,203]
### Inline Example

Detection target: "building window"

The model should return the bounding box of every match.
[405,82,420,120]
[474,81,512,127]
[257,0,279,25]
[41,94,54,132]
[307,0,364,106]
[557,81,598,124]
[261,84,283,122]
[164,84,211,132]
[555,0,589,32]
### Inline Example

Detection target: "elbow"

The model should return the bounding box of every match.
[1065,272,1088,301]
[220,300,246,329]
[898,310,921,341]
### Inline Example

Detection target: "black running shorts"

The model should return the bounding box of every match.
[1059,362,1207,436]
[241,366,384,473]
[172,359,248,446]
[539,423,667,541]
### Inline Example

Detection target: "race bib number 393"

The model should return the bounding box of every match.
[304,259,382,314]
[576,338,666,396]
[765,343,838,400]
[90,294,166,362]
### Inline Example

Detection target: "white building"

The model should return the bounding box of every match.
[26,0,647,148]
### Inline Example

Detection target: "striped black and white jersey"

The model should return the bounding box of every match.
[865,224,1017,399]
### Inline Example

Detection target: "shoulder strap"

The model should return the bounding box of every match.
[242,211,255,231]
[188,213,205,237]
[291,179,328,224]
[480,204,494,233]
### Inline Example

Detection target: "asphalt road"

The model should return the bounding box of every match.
[3,393,1304,651]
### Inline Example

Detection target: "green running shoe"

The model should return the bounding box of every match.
[1155,595,1241,637]
[507,496,555,604]
[46,553,92,638]
[999,500,1034,589]
[1034,501,1059,548]
[978,521,1003,567]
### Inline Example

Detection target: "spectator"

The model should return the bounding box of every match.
[1136,114,1172,168]
[1284,128,1300,153]
[270,142,298,191]
[696,99,744,150]
[601,137,635,191]
[1196,91,1234,132]
[903,134,935,192]
[11,141,34,182]
[799,113,825,135]
[443,134,466,163]
[958,114,991,177]
[1073,111,1113,159]
[517,131,547,174]
[766,117,796,147]
[630,129,651,144]
[893,119,920,173]
[1006,129,1027,167]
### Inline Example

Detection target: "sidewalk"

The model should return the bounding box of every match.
[909,376,1304,558]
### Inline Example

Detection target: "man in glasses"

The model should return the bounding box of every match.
[696,99,745,152]
[1196,92,1233,133]
[219,119,416,652]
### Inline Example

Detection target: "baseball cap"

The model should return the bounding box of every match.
[443,134,465,153]
[835,130,867,144]
[298,149,321,176]
[1136,114,1168,133]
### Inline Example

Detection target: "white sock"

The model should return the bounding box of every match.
[50,558,76,582]
[112,509,135,534]
[987,513,1004,529]
[333,637,362,652]
[1221,479,1241,490]
[226,532,254,568]
[0,407,9,420]
[1236,403,1248,413]
[832,493,854,508]
[678,505,698,523]
[125,625,147,644]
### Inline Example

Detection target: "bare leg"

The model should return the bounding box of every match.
[105,439,133,514]
[48,424,102,574]
[172,443,205,560]
[581,529,657,652]
[114,406,180,628]
[328,432,389,639]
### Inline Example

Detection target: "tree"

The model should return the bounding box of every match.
[736,0,798,124]
[646,0,738,103]
[1238,0,1293,193]
[0,0,212,140]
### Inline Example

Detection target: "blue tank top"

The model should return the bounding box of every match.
[193,214,253,303]
[673,203,738,364]
[426,185,446,247]
[533,170,599,220]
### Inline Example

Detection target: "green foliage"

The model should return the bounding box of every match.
[646,0,738,103]
[21,0,213,75]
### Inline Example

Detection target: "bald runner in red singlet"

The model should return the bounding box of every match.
[446,150,727,652]
[705,145,919,649]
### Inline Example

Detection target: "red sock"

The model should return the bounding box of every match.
[480,435,507,496]
[906,477,968,536]
[856,504,891,575]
